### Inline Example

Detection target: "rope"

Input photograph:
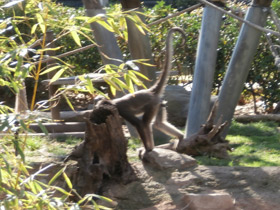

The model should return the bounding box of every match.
[32,43,96,66]
[147,3,202,27]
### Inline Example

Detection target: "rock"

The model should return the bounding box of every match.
[139,148,197,170]
[141,193,235,210]
[181,193,235,210]
[140,201,178,210]
[163,85,191,127]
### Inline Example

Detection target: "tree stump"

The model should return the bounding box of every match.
[65,103,134,198]
[177,101,232,159]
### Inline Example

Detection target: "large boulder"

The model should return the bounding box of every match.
[163,85,191,127]
[163,85,218,127]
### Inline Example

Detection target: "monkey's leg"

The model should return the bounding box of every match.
[141,105,160,151]
[119,111,153,151]
[154,105,184,141]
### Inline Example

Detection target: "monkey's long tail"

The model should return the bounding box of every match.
[151,27,186,95]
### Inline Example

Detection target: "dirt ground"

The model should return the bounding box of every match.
[36,157,280,210]
[98,162,280,210]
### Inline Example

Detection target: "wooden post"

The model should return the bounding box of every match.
[46,31,60,120]
[15,81,28,114]
[216,0,272,136]
[120,0,156,86]
[185,3,223,137]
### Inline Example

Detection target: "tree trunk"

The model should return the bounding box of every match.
[82,0,123,66]
[64,103,134,197]
[120,0,156,86]
[82,0,139,138]
[215,0,273,137]
[185,3,223,137]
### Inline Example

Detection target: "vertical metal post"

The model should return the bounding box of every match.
[185,5,223,137]
[46,31,60,120]
[216,0,272,136]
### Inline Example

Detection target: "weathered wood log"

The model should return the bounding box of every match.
[159,101,231,159]
[177,101,231,158]
[65,103,134,197]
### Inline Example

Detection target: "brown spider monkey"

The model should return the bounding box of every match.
[97,27,186,151]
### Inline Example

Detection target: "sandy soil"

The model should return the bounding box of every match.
[94,162,280,210]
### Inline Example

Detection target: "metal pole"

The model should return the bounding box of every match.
[185,5,223,137]
[216,0,272,136]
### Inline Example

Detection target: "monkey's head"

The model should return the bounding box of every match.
[95,98,114,108]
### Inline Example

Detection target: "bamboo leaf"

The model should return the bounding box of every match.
[76,30,96,44]
[85,76,95,94]
[124,74,134,93]
[119,16,127,31]
[49,68,66,84]
[104,65,116,74]
[63,172,72,189]
[36,13,44,24]
[37,121,48,135]
[126,16,145,35]
[93,200,100,210]
[13,139,25,162]
[31,24,38,34]
[128,70,145,86]
[133,59,156,67]
[52,186,72,196]
[104,78,117,96]
[70,30,82,47]
[87,16,99,23]
[36,14,46,33]
[11,21,24,44]
[75,16,90,21]
[48,167,65,185]
[111,77,128,90]
[91,194,113,203]
[96,20,114,32]
[130,70,150,81]
[37,46,62,53]
[104,77,121,91]
[39,23,46,33]
[63,95,75,111]
[39,65,61,75]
